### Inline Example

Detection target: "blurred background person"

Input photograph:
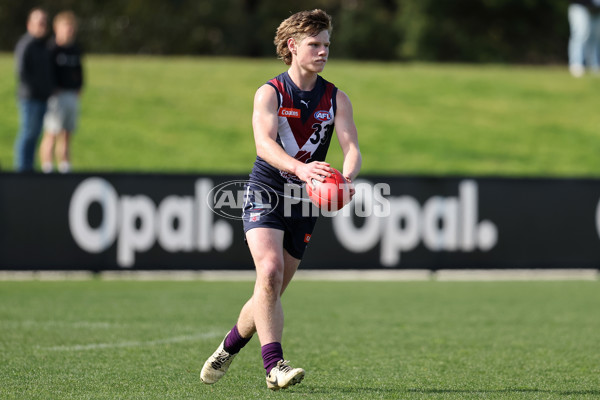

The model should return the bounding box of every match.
[13,7,53,172]
[40,11,84,174]
[568,0,600,77]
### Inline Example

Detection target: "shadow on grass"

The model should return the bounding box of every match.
[408,388,600,396]
[304,385,600,396]
[301,385,400,395]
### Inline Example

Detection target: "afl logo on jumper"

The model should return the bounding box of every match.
[279,108,301,118]
[314,110,332,122]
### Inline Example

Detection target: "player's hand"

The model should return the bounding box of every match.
[295,161,332,187]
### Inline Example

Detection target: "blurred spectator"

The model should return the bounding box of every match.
[40,11,84,174]
[14,8,54,172]
[568,0,600,77]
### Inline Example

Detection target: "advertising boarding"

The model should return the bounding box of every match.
[1,173,600,270]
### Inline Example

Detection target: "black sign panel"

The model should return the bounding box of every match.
[1,172,600,270]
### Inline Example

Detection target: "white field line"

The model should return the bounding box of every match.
[39,331,222,352]
[4,320,174,330]
[1,269,598,281]
[434,268,599,281]
[101,268,599,281]
[6,320,115,329]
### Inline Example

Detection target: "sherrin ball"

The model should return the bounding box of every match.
[306,168,351,211]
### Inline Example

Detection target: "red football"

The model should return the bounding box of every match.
[306,168,351,211]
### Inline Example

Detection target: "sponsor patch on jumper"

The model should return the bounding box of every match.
[304,234,311,243]
[314,110,332,122]
[278,107,301,118]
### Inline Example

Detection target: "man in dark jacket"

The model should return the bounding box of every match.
[14,8,54,172]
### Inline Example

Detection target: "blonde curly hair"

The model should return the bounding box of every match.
[274,9,332,65]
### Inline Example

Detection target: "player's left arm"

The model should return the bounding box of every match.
[335,89,362,184]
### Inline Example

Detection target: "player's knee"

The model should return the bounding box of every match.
[257,261,284,295]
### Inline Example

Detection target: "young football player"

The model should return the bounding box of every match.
[201,9,361,390]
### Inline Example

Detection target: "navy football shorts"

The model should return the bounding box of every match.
[242,181,318,260]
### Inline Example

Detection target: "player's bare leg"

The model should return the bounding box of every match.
[236,246,300,338]
[270,255,306,390]
[201,228,304,388]
[245,228,293,343]
[245,228,305,389]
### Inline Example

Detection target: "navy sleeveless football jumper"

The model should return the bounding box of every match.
[242,72,338,259]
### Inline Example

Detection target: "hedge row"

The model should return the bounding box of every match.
[0,0,570,63]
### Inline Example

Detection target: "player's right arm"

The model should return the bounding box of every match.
[252,84,332,184]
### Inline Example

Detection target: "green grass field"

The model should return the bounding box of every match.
[2,54,600,176]
[2,55,600,399]
[1,279,599,399]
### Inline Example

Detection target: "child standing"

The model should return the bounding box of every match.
[40,11,84,173]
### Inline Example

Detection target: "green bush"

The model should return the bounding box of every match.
[0,0,571,63]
